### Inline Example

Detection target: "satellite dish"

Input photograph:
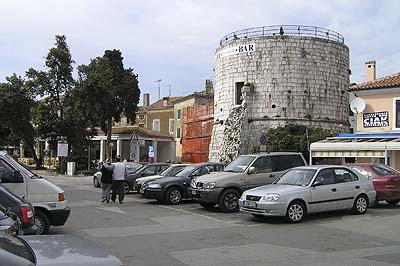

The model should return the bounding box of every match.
[350,97,366,113]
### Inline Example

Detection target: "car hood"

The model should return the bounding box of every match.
[244,184,307,196]
[194,171,243,183]
[136,175,163,185]
[149,176,184,185]
[22,235,122,266]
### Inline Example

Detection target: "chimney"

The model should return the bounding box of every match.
[143,93,150,107]
[205,79,213,94]
[365,61,376,82]
[163,96,169,107]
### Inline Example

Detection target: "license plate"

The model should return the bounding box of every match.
[191,190,198,195]
[243,201,256,208]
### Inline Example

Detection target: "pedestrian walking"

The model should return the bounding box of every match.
[110,156,127,203]
[100,158,113,203]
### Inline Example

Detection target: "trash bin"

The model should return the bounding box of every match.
[67,162,76,176]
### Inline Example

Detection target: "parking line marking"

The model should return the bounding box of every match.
[159,205,244,226]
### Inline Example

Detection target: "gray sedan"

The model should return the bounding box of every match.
[239,165,376,223]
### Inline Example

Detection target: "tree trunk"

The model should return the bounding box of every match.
[106,117,112,159]
[26,142,39,168]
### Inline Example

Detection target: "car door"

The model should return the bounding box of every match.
[309,168,339,213]
[244,156,271,190]
[335,168,360,209]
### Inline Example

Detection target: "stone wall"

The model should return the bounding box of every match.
[209,34,350,162]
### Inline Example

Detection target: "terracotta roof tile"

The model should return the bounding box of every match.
[349,72,400,91]
[147,96,183,109]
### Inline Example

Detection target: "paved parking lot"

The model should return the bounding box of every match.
[48,176,400,266]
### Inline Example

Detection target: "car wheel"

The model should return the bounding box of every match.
[286,201,306,223]
[352,195,368,214]
[165,187,182,205]
[199,201,216,209]
[218,189,240,213]
[123,181,130,194]
[34,209,50,235]
[386,199,400,206]
[93,176,100,188]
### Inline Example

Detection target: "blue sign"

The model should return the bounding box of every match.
[260,135,266,145]
[148,146,155,157]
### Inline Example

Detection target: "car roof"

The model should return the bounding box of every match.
[292,165,353,170]
[241,152,303,157]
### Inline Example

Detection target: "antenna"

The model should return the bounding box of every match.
[164,85,172,96]
[155,79,162,100]
[350,97,366,114]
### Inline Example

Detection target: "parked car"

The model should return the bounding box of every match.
[142,162,226,204]
[0,205,21,236]
[239,165,376,223]
[125,163,170,193]
[134,164,190,193]
[0,185,37,235]
[190,152,307,212]
[93,162,143,188]
[0,232,123,266]
[0,151,70,235]
[349,163,400,206]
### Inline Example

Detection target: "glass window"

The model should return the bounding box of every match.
[0,234,35,263]
[370,164,399,176]
[334,168,358,183]
[152,119,160,132]
[314,169,336,185]
[177,109,182,120]
[349,166,370,178]
[224,155,255,173]
[190,166,209,177]
[176,128,181,138]
[235,82,245,105]
[143,166,158,175]
[169,119,174,134]
[0,160,15,183]
[271,155,305,172]
[251,156,272,173]
[277,168,316,186]
[396,99,400,128]
[138,123,145,128]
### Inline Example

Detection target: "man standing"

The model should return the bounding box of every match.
[100,158,113,203]
[111,156,127,203]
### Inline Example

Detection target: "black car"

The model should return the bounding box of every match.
[0,185,37,235]
[125,163,170,193]
[142,162,226,204]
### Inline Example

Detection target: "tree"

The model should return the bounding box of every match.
[0,74,38,163]
[73,49,140,158]
[265,124,332,159]
[26,35,75,149]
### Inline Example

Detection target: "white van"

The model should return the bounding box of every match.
[0,151,70,234]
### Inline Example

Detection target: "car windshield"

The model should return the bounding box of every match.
[371,164,399,176]
[276,168,317,186]
[161,165,186,177]
[4,154,39,179]
[223,156,255,173]
[0,234,35,263]
[126,163,143,173]
[175,165,197,177]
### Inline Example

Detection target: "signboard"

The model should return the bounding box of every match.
[260,135,266,145]
[363,111,389,128]
[216,43,256,59]
[148,146,155,157]
[57,143,68,157]
[130,141,138,161]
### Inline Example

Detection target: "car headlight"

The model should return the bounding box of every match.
[148,183,162,189]
[261,193,280,201]
[203,182,216,189]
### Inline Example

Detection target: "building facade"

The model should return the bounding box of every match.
[209,25,350,162]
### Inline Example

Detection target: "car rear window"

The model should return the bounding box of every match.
[272,155,305,171]
[371,164,399,176]
[0,234,35,263]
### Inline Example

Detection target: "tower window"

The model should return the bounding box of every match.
[235,82,245,105]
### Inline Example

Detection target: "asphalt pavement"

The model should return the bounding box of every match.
[46,175,400,266]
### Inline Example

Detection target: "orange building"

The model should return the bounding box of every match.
[181,101,214,163]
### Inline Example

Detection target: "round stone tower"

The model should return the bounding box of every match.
[209,25,350,162]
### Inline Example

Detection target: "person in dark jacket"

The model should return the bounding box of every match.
[100,158,113,203]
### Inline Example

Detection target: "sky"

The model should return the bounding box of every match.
[1,0,400,104]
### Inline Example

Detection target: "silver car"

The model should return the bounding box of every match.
[239,165,376,223]
[0,233,123,265]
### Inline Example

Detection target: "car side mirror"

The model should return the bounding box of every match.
[248,167,256,174]
[14,170,24,183]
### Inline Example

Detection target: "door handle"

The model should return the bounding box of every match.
[331,188,337,192]
[355,186,360,189]
[269,174,275,178]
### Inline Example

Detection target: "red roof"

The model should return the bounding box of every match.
[147,97,183,110]
[349,72,400,91]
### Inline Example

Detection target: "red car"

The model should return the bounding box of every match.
[349,163,400,206]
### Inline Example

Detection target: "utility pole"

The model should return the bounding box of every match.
[155,79,162,100]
